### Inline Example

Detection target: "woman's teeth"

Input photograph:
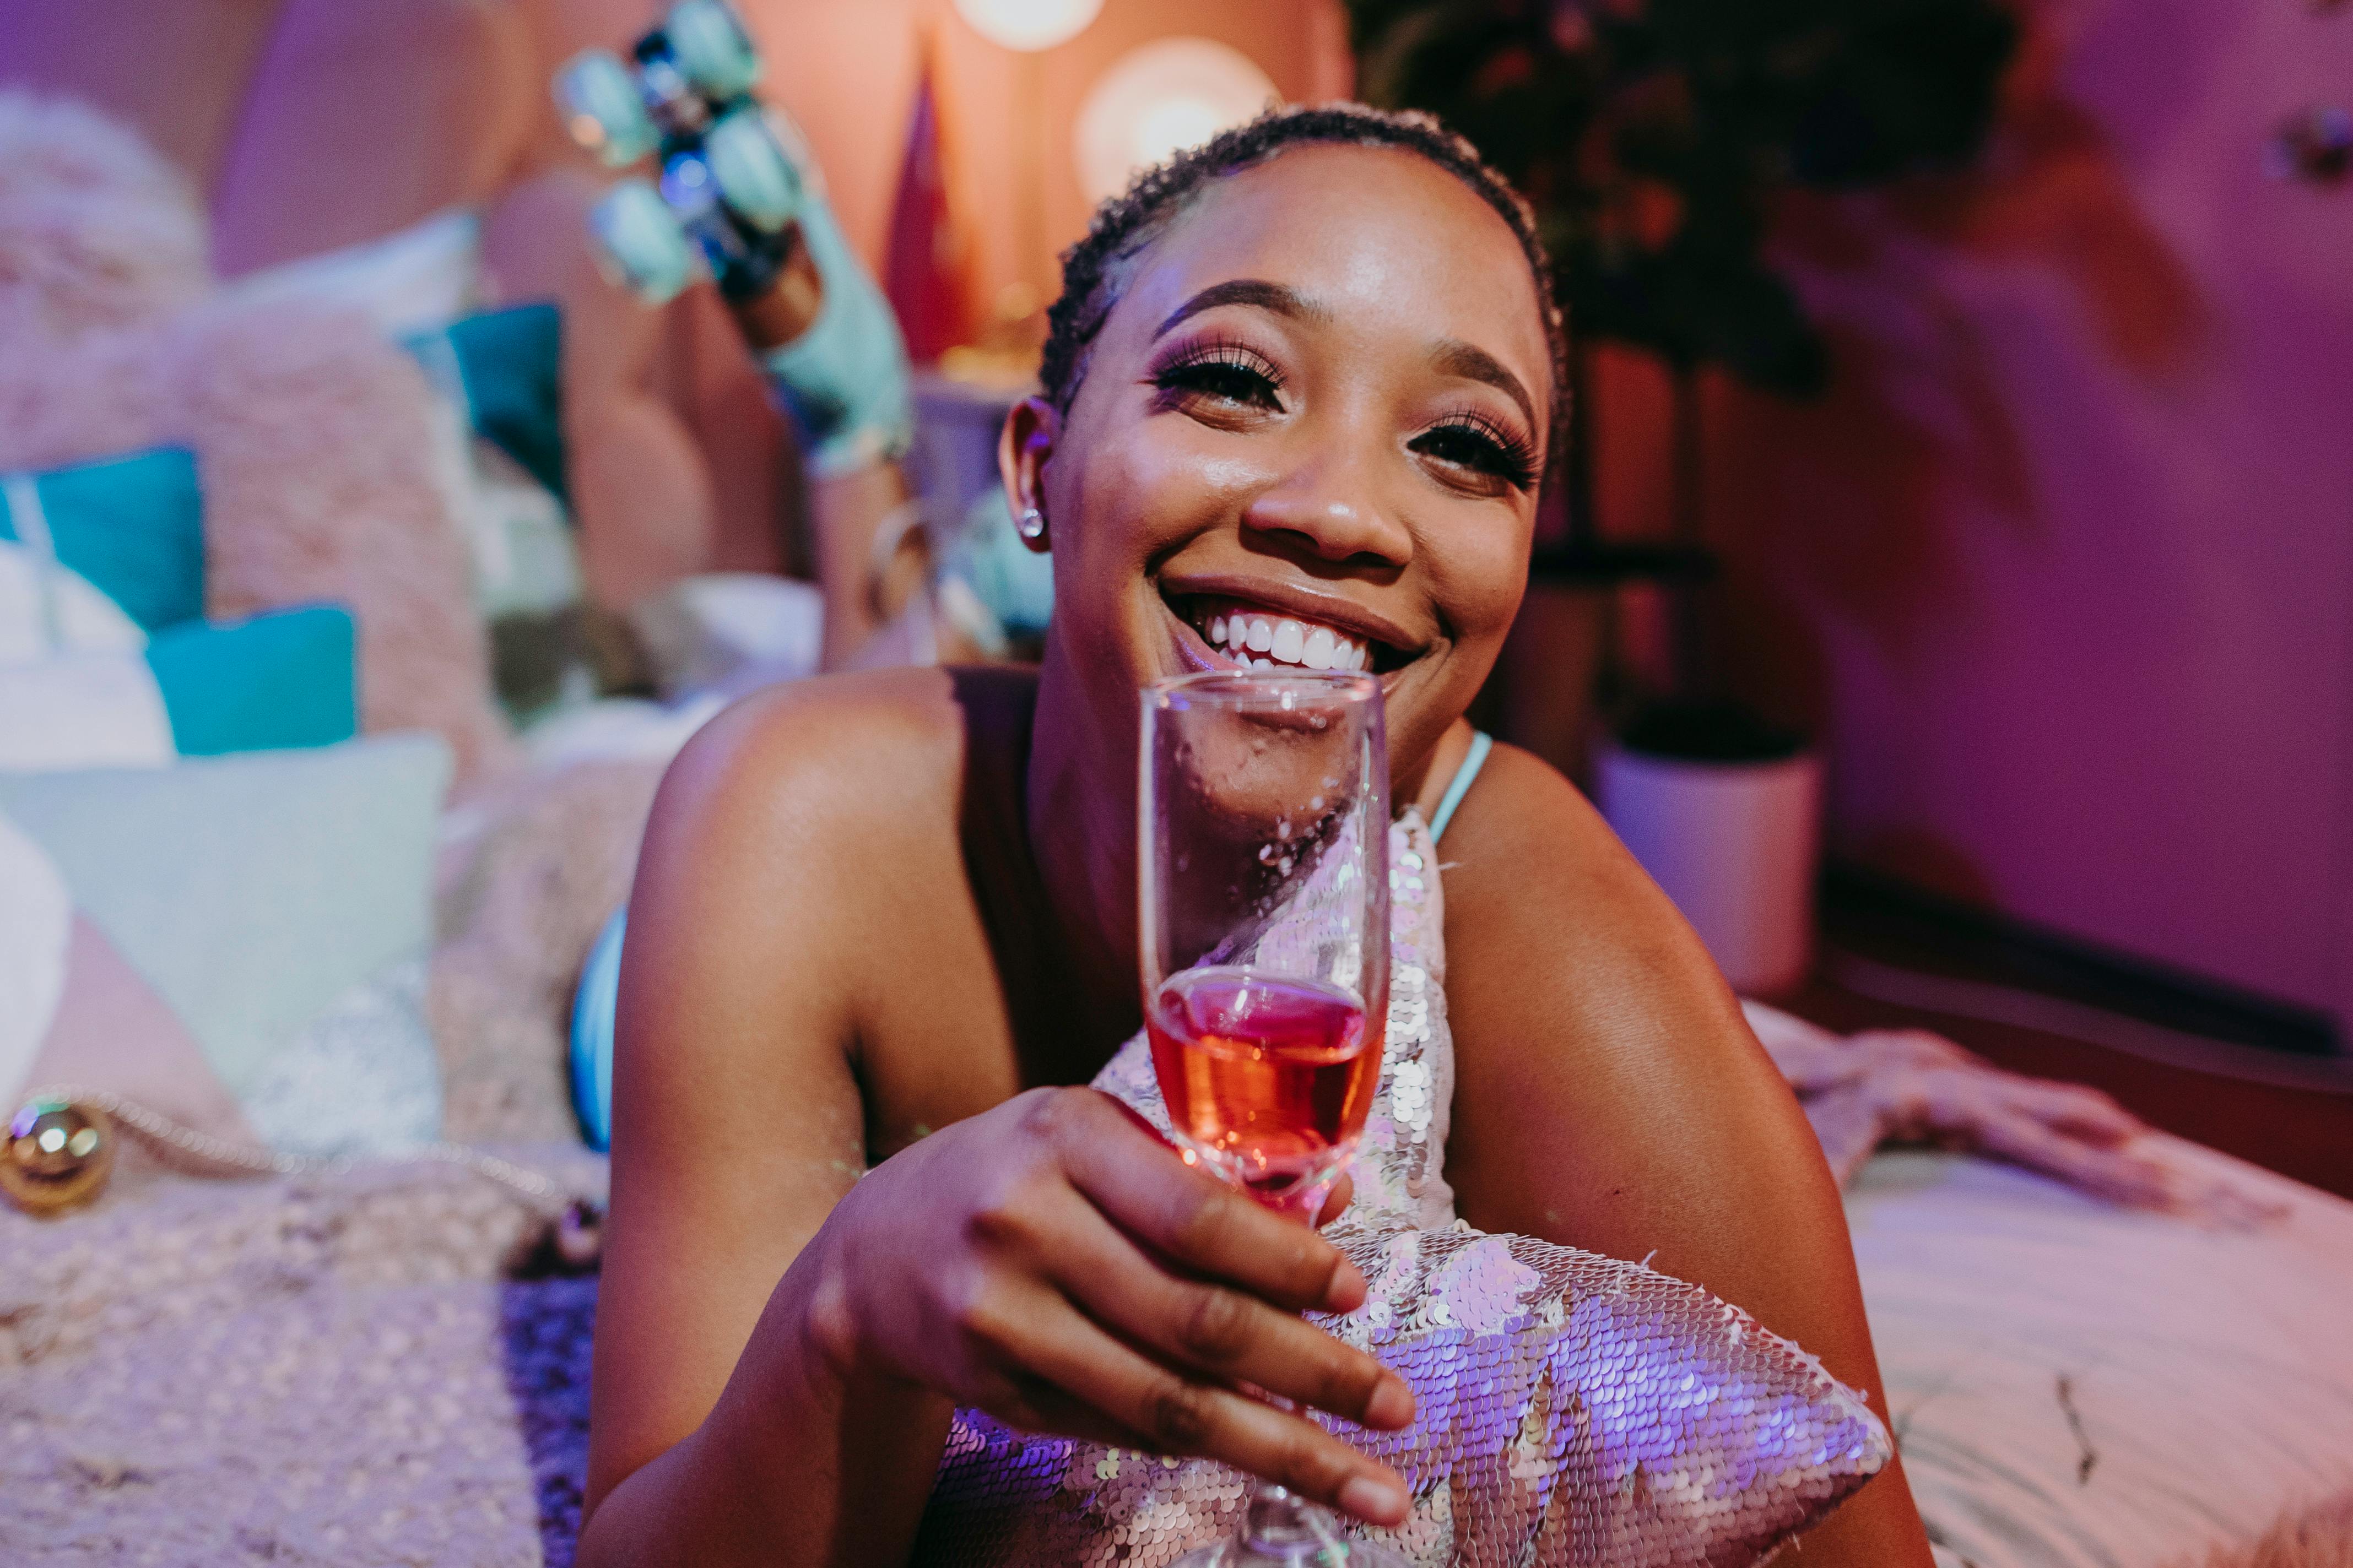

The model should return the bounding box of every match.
[1200,610,1370,672]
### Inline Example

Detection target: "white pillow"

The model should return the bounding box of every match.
[0,541,147,666]
[221,208,483,339]
[0,651,174,771]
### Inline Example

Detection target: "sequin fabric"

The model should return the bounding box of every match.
[918,812,1891,1567]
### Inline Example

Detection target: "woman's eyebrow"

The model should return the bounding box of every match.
[1153,278,1333,339]
[1432,339,1537,433]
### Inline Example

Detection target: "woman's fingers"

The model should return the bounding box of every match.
[1046,1091,1365,1315]
[980,1372,1158,1451]
[1316,1170,1354,1229]
[1030,1180,1411,1432]
[996,1293,1412,1527]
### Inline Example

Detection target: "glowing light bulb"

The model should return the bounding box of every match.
[952,0,1104,52]
[1074,39,1281,204]
[1137,98,1229,165]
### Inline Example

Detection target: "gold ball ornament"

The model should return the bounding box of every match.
[1,1097,118,1216]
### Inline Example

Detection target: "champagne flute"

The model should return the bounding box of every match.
[1140,669,1413,1567]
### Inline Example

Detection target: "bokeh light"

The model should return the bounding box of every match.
[950,0,1104,52]
[1074,37,1280,204]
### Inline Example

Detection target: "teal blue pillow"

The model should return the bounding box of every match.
[402,302,566,504]
[0,448,204,632]
[145,605,358,756]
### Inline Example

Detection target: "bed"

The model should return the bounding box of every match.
[7,1098,2346,1566]
[1852,1138,2353,1568]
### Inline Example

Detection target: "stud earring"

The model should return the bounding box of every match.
[1016,505,1047,543]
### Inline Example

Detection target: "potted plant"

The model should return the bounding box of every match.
[1349,0,2015,992]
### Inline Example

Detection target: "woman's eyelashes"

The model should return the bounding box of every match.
[1147,338,1286,416]
[1413,413,1540,494]
[1145,339,1540,495]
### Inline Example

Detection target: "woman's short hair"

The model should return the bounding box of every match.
[1040,101,1568,461]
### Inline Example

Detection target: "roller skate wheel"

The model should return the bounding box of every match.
[588,180,697,303]
[666,0,761,100]
[704,108,803,233]
[555,50,658,167]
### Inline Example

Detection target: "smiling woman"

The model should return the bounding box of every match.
[576,104,1932,1568]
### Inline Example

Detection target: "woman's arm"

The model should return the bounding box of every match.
[1436,742,1934,1566]
[578,681,951,1566]
[578,674,1420,1568]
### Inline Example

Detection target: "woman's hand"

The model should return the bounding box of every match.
[798,1086,1415,1524]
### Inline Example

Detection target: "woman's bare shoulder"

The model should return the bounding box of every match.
[650,665,1037,861]
[618,665,1042,1165]
[1434,737,1829,1255]
[1432,737,1771,1210]
[624,665,1038,1072]
[1429,744,1923,1562]
[1436,739,1683,947]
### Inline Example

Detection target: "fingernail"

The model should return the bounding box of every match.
[1365,1376,1413,1429]
[1325,1260,1366,1311]
[1338,1475,1408,1525]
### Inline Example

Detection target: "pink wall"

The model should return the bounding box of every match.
[733,0,1349,292]
[1703,0,2353,1023]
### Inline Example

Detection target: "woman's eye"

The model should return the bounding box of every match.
[1154,356,1283,411]
[1414,421,1539,492]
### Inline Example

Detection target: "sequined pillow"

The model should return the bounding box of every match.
[916,812,1892,1566]
[923,1219,1890,1567]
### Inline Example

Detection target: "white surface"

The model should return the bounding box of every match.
[518,693,728,773]
[627,572,823,700]
[1848,1143,2353,1566]
[1596,744,1822,993]
[0,651,175,771]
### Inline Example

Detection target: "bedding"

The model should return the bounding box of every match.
[3,1106,2341,1566]
[0,539,148,661]
[221,206,484,340]
[0,100,514,788]
[3,819,2345,1568]
[0,606,356,770]
[404,302,566,506]
[402,301,657,731]
[1,736,450,1158]
[1851,1140,2353,1568]
[0,448,205,640]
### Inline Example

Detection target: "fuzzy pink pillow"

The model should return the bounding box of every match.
[0,90,513,789]
[0,93,210,343]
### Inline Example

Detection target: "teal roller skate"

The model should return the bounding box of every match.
[554,0,913,474]
[554,0,805,305]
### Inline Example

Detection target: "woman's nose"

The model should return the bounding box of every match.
[1239,454,1415,568]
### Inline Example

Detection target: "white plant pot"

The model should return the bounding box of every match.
[1595,740,1824,996]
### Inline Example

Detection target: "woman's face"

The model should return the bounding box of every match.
[1010,143,1553,783]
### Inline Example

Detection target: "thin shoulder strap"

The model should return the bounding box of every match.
[1426,729,1493,844]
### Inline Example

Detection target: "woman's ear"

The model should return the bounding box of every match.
[998,395,1061,555]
